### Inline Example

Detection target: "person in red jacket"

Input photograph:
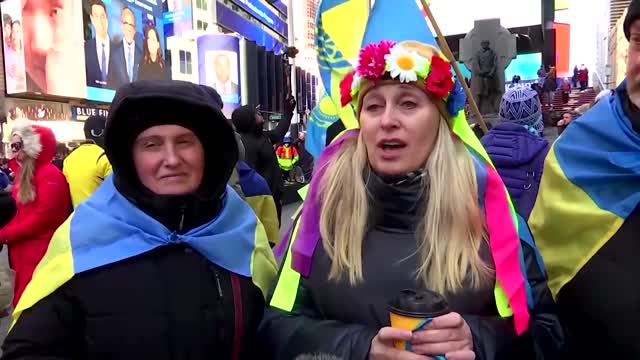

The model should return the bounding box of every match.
[0,120,71,306]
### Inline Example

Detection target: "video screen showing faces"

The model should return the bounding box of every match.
[0,0,169,102]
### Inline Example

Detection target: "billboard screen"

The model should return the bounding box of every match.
[429,0,542,36]
[553,23,570,76]
[227,0,288,37]
[1,0,87,97]
[0,0,168,102]
[83,0,169,102]
[163,0,193,38]
[198,34,241,117]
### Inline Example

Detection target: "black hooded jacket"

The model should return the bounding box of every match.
[232,105,292,202]
[1,81,269,360]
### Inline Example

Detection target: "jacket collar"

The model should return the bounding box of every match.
[365,168,426,232]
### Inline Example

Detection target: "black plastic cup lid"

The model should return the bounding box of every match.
[388,289,450,318]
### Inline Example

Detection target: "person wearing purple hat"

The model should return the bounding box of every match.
[481,87,550,219]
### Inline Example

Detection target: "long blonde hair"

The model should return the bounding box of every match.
[16,157,36,204]
[319,117,492,295]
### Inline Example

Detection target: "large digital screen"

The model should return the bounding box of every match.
[198,34,241,117]
[216,2,285,54]
[163,0,193,38]
[83,0,168,102]
[1,0,87,97]
[554,23,570,76]
[429,0,542,36]
[227,0,288,37]
[457,52,542,82]
[0,0,168,102]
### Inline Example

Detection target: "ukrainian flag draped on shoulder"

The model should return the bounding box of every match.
[529,80,640,299]
[13,175,277,328]
[272,0,531,335]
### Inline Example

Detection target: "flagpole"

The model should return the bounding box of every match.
[418,0,488,133]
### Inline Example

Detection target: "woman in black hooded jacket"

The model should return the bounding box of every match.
[1,80,277,360]
[232,96,296,221]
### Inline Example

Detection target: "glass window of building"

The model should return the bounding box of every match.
[179,50,193,75]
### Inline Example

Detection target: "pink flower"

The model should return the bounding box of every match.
[340,71,355,106]
[357,41,395,79]
[377,40,396,57]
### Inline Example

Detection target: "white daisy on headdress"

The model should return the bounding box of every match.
[351,73,362,95]
[384,44,428,83]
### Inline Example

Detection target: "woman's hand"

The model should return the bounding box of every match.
[410,312,475,360]
[370,327,431,360]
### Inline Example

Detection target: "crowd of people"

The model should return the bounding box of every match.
[0,1,639,359]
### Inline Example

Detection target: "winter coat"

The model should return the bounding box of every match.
[2,244,269,360]
[0,124,71,306]
[259,171,564,360]
[481,123,550,219]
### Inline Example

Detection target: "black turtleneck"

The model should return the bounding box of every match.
[365,169,426,233]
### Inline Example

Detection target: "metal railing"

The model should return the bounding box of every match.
[593,71,607,91]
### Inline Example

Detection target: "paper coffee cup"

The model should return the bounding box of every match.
[388,289,450,351]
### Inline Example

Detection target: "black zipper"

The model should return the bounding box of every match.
[214,268,224,299]
[178,204,186,232]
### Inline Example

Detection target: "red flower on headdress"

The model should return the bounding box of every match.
[340,71,355,107]
[425,55,455,99]
[357,41,395,79]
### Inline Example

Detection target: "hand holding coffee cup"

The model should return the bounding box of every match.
[410,312,475,360]
[369,327,431,360]
[388,289,474,360]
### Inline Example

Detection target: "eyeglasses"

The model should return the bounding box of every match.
[10,141,22,151]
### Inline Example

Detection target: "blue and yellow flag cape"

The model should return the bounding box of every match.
[529,81,640,299]
[237,160,280,246]
[12,176,277,327]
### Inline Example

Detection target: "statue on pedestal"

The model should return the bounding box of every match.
[459,19,516,117]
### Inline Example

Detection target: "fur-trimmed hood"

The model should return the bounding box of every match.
[10,120,57,167]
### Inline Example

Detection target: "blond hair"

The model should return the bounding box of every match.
[319,117,492,294]
[16,157,36,204]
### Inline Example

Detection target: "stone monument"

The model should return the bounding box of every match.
[460,19,516,116]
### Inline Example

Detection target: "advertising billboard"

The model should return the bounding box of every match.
[216,2,285,54]
[429,0,542,36]
[83,0,169,102]
[228,0,288,37]
[1,0,87,97]
[198,34,241,117]
[554,23,570,76]
[163,0,193,38]
[0,0,168,102]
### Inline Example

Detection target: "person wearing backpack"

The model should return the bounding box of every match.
[481,87,550,219]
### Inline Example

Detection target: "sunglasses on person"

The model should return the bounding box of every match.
[10,141,23,152]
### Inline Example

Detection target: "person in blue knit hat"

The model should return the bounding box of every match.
[481,87,551,219]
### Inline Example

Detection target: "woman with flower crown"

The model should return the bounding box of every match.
[259,40,564,360]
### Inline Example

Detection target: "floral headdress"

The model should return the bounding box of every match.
[339,40,466,117]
